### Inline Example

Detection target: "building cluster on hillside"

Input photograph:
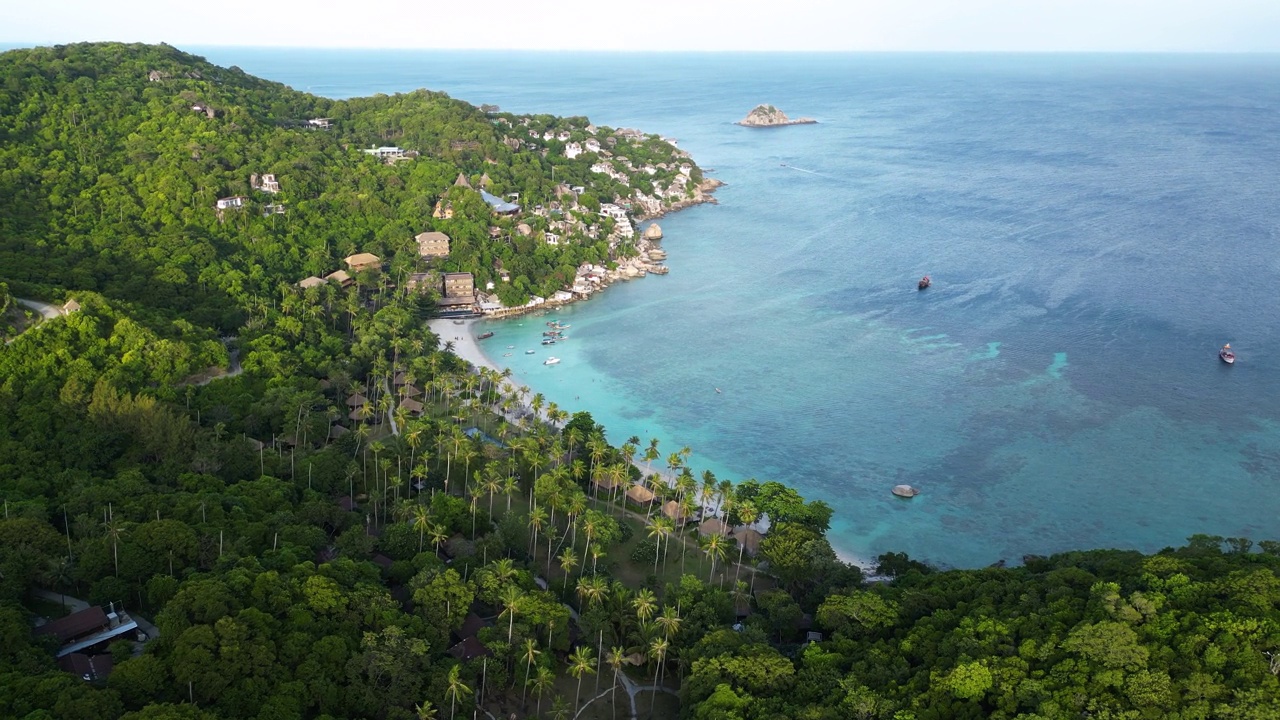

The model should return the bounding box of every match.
[296,253,383,290]
[33,602,144,683]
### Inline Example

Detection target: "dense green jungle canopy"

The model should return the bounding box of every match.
[1,42,1279,720]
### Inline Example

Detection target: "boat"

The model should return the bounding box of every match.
[477,331,494,340]
[1220,343,1235,364]
[918,275,931,290]
[526,350,536,355]
[541,339,556,345]
[543,331,561,337]
[452,319,465,325]
[544,357,561,365]
[502,352,512,357]
[892,485,921,498]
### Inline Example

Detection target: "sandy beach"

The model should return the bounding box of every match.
[428,318,499,374]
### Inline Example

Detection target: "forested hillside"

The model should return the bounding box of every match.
[1,42,1279,720]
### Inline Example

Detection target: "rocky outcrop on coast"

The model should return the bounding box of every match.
[633,177,725,221]
[737,104,817,128]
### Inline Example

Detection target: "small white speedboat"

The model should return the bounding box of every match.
[526,349,536,355]
[544,357,561,365]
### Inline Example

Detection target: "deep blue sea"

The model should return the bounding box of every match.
[200,49,1280,567]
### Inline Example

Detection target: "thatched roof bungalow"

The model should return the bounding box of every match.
[732,527,764,556]
[625,484,655,505]
[697,518,728,537]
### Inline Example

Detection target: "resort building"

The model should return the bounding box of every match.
[443,272,474,298]
[438,272,477,316]
[480,190,520,215]
[35,603,139,661]
[363,146,405,160]
[297,276,325,289]
[405,273,432,293]
[326,270,354,288]
[251,173,280,193]
[215,196,247,210]
[697,518,729,537]
[307,118,332,129]
[732,527,764,556]
[344,253,381,273]
[661,500,688,524]
[625,484,656,506]
[415,231,451,259]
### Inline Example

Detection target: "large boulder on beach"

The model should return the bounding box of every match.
[643,223,663,241]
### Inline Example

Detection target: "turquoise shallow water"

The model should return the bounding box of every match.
[202,49,1280,567]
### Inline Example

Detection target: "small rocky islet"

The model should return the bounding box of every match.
[736,103,817,127]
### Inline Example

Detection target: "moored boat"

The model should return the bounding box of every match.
[1220,343,1235,364]
[477,331,494,340]
[918,275,931,290]
[541,339,556,345]
[526,349,536,354]
[544,357,561,365]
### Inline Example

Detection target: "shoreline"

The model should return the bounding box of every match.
[427,317,500,374]
[432,315,882,574]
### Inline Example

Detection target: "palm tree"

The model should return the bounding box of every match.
[702,533,727,586]
[531,665,554,718]
[520,639,540,709]
[655,606,682,641]
[528,506,547,559]
[429,522,448,555]
[606,646,626,717]
[568,646,596,708]
[412,505,432,552]
[587,434,608,497]
[102,512,128,576]
[481,467,502,518]
[501,475,519,515]
[445,664,471,720]
[733,502,759,586]
[576,575,607,611]
[633,588,657,624]
[500,586,523,643]
[643,439,660,483]
[646,516,667,577]
[558,547,579,578]
[649,637,670,690]
[414,699,438,720]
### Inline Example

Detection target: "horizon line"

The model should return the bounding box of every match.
[3,41,1280,56]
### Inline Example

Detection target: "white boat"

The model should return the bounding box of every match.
[503,353,512,357]
[526,349,536,355]
[544,357,561,365]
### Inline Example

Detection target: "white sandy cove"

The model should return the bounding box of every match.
[428,318,500,374]
[427,318,876,570]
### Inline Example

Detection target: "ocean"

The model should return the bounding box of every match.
[199,48,1280,568]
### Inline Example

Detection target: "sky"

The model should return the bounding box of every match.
[6,0,1280,53]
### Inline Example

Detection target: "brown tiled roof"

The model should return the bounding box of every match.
[58,653,114,681]
[456,612,487,640]
[448,636,490,660]
[35,606,108,644]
